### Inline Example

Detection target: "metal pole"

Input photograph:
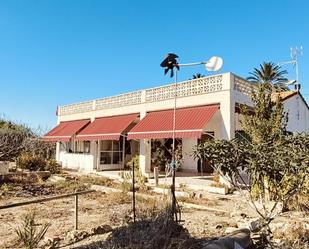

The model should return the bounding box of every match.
[132,162,136,223]
[296,60,299,91]
[171,69,178,222]
[74,193,78,230]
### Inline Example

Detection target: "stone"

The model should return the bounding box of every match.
[66,230,89,243]
[91,224,112,235]
[204,228,252,249]
[225,227,238,234]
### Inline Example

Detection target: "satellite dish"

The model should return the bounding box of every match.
[205,56,223,72]
[160,53,180,78]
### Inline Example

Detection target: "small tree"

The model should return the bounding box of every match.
[193,63,308,247]
[0,128,27,161]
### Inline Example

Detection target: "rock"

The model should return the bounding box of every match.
[42,236,61,248]
[204,228,252,249]
[91,224,112,235]
[48,175,66,183]
[66,230,89,243]
[225,227,238,234]
[15,190,32,197]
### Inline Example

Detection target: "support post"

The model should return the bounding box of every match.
[122,136,126,169]
[74,194,78,230]
[132,162,136,223]
[154,166,159,186]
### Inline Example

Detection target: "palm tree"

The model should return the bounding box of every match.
[191,73,205,79]
[247,62,288,91]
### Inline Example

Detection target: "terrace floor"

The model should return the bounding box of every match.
[94,170,214,191]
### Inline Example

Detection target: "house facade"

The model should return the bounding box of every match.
[43,72,309,175]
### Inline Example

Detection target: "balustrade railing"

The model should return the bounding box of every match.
[58,74,251,116]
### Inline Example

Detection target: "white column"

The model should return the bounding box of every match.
[220,73,235,140]
[138,107,151,176]
[182,138,198,172]
[140,139,151,176]
[90,141,97,170]
[56,142,60,162]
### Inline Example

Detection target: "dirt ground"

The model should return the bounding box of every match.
[0,174,308,249]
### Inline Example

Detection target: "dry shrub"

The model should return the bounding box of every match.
[83,208,206,249]
[78,175,115,187]
[52,179,87,192]
[272,221,309,249]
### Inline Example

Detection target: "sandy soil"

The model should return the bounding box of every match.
[0,176,307,249]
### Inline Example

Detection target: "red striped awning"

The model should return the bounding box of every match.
[43,119,90,142]
[75,114,138,141]
[127,105,219,140]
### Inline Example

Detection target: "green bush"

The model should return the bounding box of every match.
[16,153,46,171]
[16,154,61,173]
[45,159,61,174]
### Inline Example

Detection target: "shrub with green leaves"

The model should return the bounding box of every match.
[15,209,50,249]
[16,153,61,173]
[16,153,46,171]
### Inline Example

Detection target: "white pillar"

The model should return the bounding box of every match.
[182,138,198,172]
[56,142,60,161]
[139,139,151,176]
[90,141,97,170]
[220,73,235,140]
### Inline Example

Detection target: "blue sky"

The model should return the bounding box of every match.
[0,0,308,129]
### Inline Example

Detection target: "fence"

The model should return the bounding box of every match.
[0,190,95,230]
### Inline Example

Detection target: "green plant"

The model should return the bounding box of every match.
[45,159,61,174]
[120,176,132,193]
[16,153,46,171]
[125,155,148,190]
[15,209,50,249]
[0,183,10,197]
[151,140,168,170]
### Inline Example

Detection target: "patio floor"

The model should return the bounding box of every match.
[93,170,214,191]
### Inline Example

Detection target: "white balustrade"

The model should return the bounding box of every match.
[145,75,223,102]
[58,74,251,116]
[234,76,253,96]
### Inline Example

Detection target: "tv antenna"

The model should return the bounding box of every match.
[278,46,303,91]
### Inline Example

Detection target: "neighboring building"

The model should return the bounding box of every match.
[43,72,309,175]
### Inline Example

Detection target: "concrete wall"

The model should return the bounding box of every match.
[284,94,309,133]
[59,152,94,172]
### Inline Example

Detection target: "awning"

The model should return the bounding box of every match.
[127,105,219,140]
[75,114,138,141]
[43,119,90,142]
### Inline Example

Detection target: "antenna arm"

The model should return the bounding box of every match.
[175,61,209,67]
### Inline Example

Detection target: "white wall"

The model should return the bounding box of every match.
[54,72,250,174]
[59,152,94,172]
[284,94,309,133]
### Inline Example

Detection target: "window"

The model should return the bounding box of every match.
[63,141,91,154]
[100,140,123,165]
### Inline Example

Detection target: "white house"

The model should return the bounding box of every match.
[43,72,309,175]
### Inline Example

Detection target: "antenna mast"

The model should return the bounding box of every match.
[290,46,303,91]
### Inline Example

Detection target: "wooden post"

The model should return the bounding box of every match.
[74,194,78,230]
[154,166,159,186]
